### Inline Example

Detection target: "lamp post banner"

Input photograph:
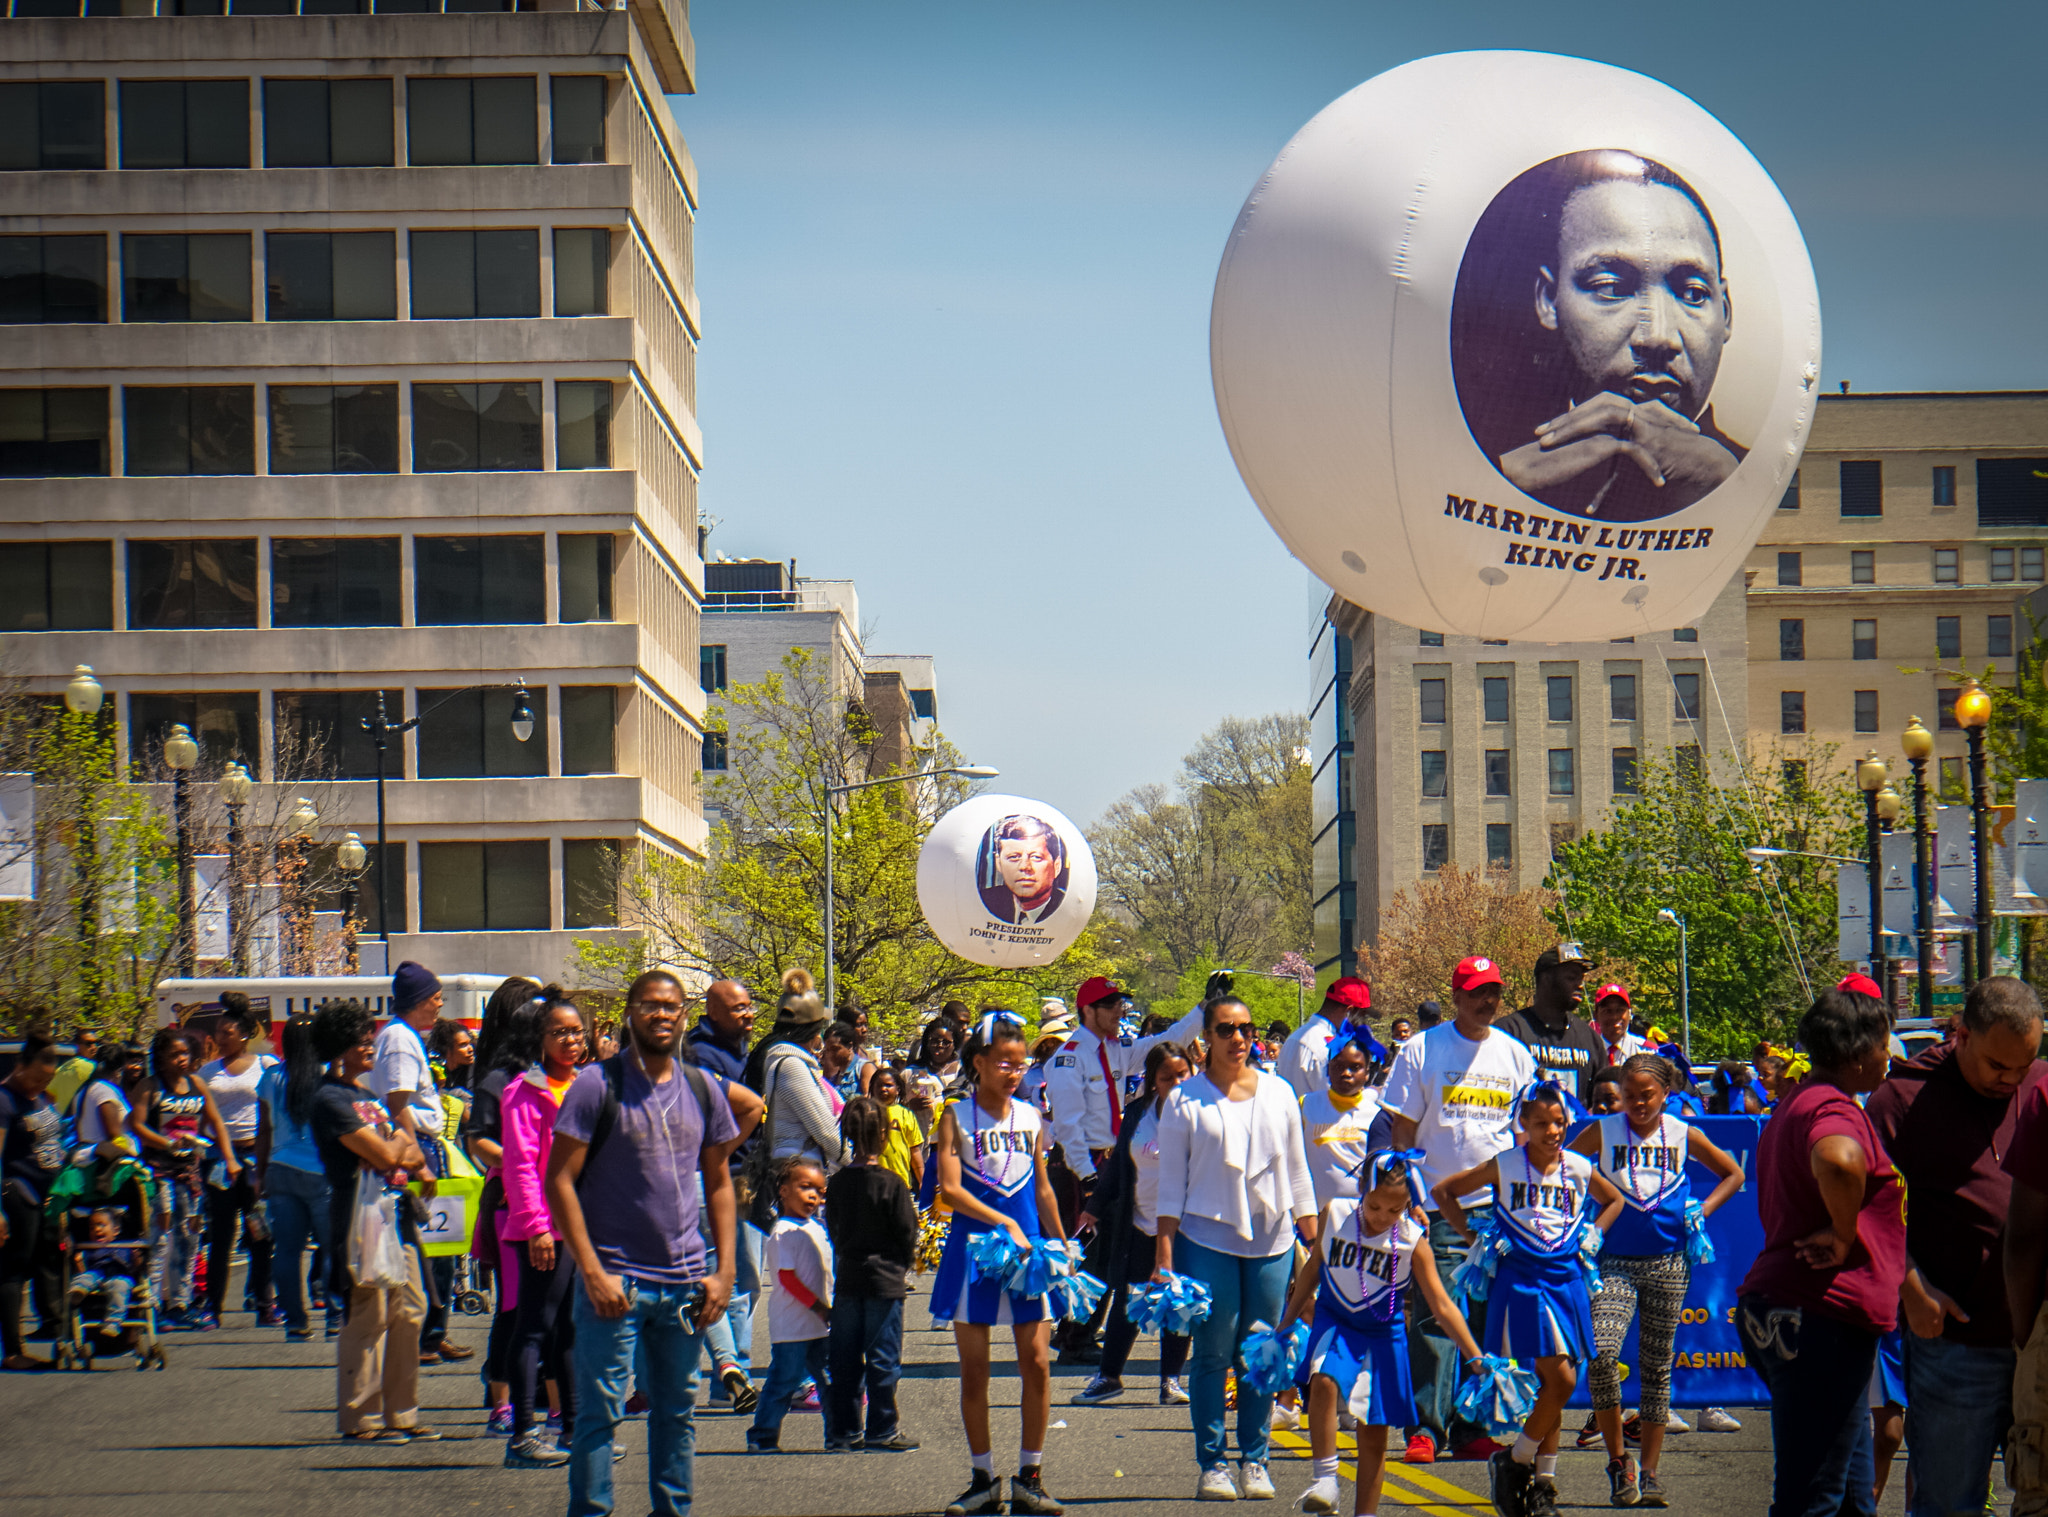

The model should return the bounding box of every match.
[193,854,228,960]
[1880,831,1920,939]
[0,773,32,902]
[2014,781,2048,910]
[1936,806,1973,928]
[917,792,1097,969]
[1835,862,1869,965]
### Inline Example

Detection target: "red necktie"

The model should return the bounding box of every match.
[1608,1042,1623,1066]
[1097,1039,1122,1138]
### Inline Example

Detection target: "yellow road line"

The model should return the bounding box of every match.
[1270,1429,1488,1517]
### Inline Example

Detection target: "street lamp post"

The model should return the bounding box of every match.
[336,831,369,973]
[63,666,104,1006]
[1956,680,1995,983]
[1902,716,1936,1018]
[1876,784,1902,1007]
[218,761,251,976]
[280,797,318,975]
[163,723,199,976]
[1657,907,1690,1060]
[1856,752,1889,977]
[821,762,999,1010]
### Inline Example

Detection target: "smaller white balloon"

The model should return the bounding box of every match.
[918,794,1098,969]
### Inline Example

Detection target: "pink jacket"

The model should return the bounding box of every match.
[501,1069,566,1242]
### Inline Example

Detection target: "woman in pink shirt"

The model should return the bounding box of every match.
[500,993,588,1470]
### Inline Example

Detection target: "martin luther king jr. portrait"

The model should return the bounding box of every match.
[1450,148,1746,524]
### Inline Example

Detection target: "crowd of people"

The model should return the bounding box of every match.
[4,946,2047,1517]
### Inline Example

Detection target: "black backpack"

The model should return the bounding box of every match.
[578,1052,716,1185]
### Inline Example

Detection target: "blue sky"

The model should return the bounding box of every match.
[672,0,2048,825]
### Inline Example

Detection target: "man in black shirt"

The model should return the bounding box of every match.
[1494,942,1608,1106]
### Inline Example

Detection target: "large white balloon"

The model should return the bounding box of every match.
[1212,51,1820,642]
[918,794,1098,969]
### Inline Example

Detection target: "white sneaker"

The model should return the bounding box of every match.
[1198,1462,1241,1501]
[1240,1461,1277,1500]
[1161,1376,1191,1405]
[1698,1407,1742,1433]
[1269,1403,1302,1431]
[1298,1474,1339,1512]
[1665,1410,1692,1433]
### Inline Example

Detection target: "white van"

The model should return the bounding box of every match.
[154,974,511,1033]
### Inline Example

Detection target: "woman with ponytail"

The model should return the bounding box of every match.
[257,1013,339,1340]
[748,969,850,1181]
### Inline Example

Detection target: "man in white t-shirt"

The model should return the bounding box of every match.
[1381,954,1535,1464]
[1276,976,1374,1100]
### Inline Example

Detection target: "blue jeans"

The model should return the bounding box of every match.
[828,1294,905,1442]
[729,1221,763,1378]
[1408,1208,1490,1446]
[264,1163,334,1333]
[571,1277,706,1517]
[1176,1232,1293,1470]
[1905,1332,2014,1517]
[753,1337,830,1439]
[150,1181,202,1313]
[1739,1296,1878,1517]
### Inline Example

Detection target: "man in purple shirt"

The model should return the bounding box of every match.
[548,970,741,1517]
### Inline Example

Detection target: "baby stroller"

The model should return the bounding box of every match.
[46,1154,166,1371]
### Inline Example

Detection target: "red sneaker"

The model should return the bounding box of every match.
[1403,1433,1437,1464]
[1451,1436,1507,1461]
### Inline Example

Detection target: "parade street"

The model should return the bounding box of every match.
[0,1276,1929,1517]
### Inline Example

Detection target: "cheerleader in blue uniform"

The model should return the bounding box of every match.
[930,1013,1068,1517]
[1436,1083,1624,1517]
[1279,1150,1484,1517]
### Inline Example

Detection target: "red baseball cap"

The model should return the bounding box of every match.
[1325,977,1372,1011]
[1451,956,1504,991]
[1593,983,1631,1007]
[1075,976,1127,1009]
[1837,972,1884,1000]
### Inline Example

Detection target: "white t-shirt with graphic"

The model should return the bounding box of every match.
[767,1215,834,1343]
[1381,1022,1535,1207]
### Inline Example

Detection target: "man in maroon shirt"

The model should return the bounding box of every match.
[1869,976,2044,1517]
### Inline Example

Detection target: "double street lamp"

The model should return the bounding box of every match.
[1902,716,1936,1018]
[218,761,252,976]
[163,723,199,976]
[63,667,104,1005]
[1957,680,1995,982]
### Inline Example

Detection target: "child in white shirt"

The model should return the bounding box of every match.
[748,1158,835,1452]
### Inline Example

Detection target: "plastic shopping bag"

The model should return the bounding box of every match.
[348,1167,408,1289]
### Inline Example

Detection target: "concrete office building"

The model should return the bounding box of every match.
[1747,390,2047,795]
[0,0,705,976]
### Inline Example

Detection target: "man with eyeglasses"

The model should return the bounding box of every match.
[548,969,742,1517]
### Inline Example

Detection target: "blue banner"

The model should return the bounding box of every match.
[1565,1115,1768,1409]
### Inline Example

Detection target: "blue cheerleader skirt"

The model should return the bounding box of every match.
[1485,1250,1594,1363]
[928,1222,1050,1328]
[1869,1326,1907,1408]
[1306,1318,1415,1428]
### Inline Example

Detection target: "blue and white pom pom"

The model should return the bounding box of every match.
[1576,1220,1605,1297]
[1048,1266,1108,1323]
[1455,1355,1540,1439]
[1682,1198,1716,1265]
[1448,1211,1509,1309]
[967,1229,1028,1285]
[1238,1320,1310,1399]
[1130,1272,1215,1335]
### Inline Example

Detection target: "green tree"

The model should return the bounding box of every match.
[1546,748,1860,1058]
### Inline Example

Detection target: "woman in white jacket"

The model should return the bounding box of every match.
[1154,994,1319,1503]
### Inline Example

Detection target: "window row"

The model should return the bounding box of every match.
[1778,615,2013,663]
[0,381,613,477]
[0,75,604,172]
[1417,671,1698,724]
[1417,627,1696,647]
[1781,685,1998,737]
[1774,546,2045,587]
[0,532,614,630]
[1777,460,2048,526]
[1,228,612,325]
[1419,747,1639,799]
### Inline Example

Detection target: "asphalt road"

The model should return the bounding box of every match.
[0,1267,1944,1517]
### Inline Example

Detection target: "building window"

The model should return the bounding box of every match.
[262,78,393,167]
[1484,749,1510,796]
[1482,676,1510,723]
[1993,548,2017,582]
[1609,674,1637,721]
[552,227,609,317]
[563,838,619,928]
[1933,465,1957,507]
[418,839,550,932]
[417,688,548,779]
[1852,549,1875,584]
[121,234,251,323]
[126,539,258,629]
[556,381,612,469]
[2028,547,2046,582]
[1778,470,1800,511]
[702,730,728,772]
[1672,627,1698,642]
[1420,750,1446,798]
[1934,547,1959,584]
[559,534,613,623]
[1779,618,1804,661]
[1937,687,1962,731]
[1419,630,1444,647]
[0,541,113,631]
[1840,459,1883,517]
[411,382,543,473]
[1853,619,1878,660]
[414,535,544,626]
[700,645,728,694]
[0,387,108,477]
[0,81,105,170]
[126,691,257,772]
[123,387,255,476]
[560,686,617,776]
[267,385,399,474]
[264,232,396,322]
[1485,823,1512,869]
[1991,615,2014,658]
[1418,678,1445,725]
[909,688,936,719]
[1780,690,1805,735]
[1547,749,1574,796]
[273,689,402,779]
[1936,616,1961,660]
[119,79,249,169]
[1612,748,1638,794]
[1672,672,1702,721]
[0,235,106,324]
[1777,551,1802,587]
[1854,689,1879,734]
[1979,459,2048,527]
[406,77,537,167]
[550,76,606,164]
[1420,823,1449,871]
[270,537,401,628]
[1545,676,1572,722]
[409,229,540,320]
